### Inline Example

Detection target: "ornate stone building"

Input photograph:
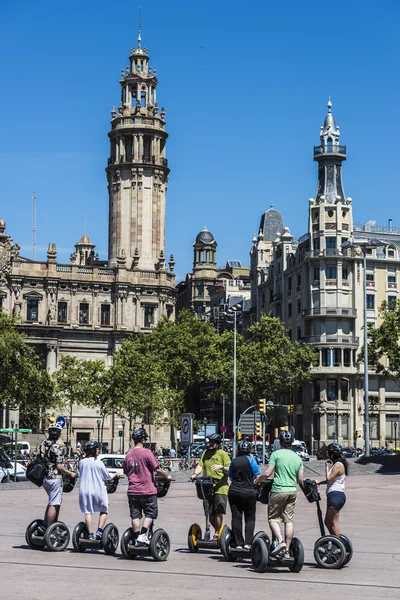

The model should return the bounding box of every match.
[253,102,400,452]
[0,33,176,451]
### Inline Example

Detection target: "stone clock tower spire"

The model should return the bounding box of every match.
[106,29,169,269]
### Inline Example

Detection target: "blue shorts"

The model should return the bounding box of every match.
[327,491,346,511]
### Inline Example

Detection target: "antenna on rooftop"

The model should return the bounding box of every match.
[32,192,37,260]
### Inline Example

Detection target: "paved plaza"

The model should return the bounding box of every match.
[0,473,399,600]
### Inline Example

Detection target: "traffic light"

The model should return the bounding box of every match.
[353,430,359,440]
[258,399,266,413]
[237,431,242,441]
[255,422,262,437]
[287,405,294,414]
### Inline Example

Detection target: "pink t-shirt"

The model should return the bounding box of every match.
[123,447,160,495]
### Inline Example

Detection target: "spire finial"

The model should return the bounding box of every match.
[138,6,142,48]
[327,95,332,112]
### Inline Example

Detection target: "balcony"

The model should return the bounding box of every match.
[314,144,346,157]
[302,307,357,318]
[302,335,359,346]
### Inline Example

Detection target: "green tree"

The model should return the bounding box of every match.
[216,315,317,404]
[364,299,400,387]
[0,311,55,427]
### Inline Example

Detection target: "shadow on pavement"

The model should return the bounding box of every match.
[355,455,400,474]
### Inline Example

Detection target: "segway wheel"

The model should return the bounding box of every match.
[289,537,305,573]
[25,519,45,550]
[149,528,170,562]
[314,535,346,569]
[251,537,270,573]
[120,528,137,560]
[72,522,88,552]
[45,521,70,552]
[339,534,353,566]
[188,523,202,553]
[219,527,236,562]
[102,523,119,555]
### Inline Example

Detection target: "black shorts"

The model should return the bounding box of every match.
[204,493,228,516]
[327,491,346,511]
[128,494,158,520]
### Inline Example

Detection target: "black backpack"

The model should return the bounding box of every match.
[26,441,52,487]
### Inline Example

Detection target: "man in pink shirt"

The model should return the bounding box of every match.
[123,428,171,546]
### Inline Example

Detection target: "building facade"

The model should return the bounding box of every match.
[253,102,400,452]
[0,34,176,451]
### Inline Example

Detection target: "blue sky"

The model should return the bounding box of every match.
[1,0,399,282]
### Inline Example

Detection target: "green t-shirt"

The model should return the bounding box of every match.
[199,448,231,495]
[269,448,303,493]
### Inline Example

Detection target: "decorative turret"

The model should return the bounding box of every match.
[193,227,217,270]
[313,100,347,205]
[106,26,169,270]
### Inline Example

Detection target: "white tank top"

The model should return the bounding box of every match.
[326,463,345,493]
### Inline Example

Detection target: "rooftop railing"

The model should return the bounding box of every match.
[314,145,346,156]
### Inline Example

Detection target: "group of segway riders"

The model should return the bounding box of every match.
[26,424,348,567]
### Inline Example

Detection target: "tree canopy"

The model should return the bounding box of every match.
[364,299,400,387]
[0,311,54,418]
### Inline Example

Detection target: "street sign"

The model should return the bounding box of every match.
[0,428,32,433]
[220,425,227,433]
[180,413,193,445]
[56,416,66,428]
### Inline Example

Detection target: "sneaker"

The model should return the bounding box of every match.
[244,545,251,550]
[212,534,219,541]
[282,551,291,559]
[136,533,150,546]
[95,530,103,541]
[235,546,243,550]
[88,533,95,541]
[271,541,286,557]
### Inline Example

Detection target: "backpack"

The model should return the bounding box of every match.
[26,441,53,487]
[256,479,273,504]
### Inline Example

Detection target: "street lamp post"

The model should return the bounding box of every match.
[394,422,398,451]
[342,238,385,458]
[65,416,70,458]
[233,310,237,458]
[203,417,208,442]
[96,419,101,444]
[122,418,126,454]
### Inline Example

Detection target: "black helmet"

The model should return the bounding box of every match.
[327,443,343,459]
[238,439,251,455]
[131,428,148,443]
[208,433,222,446]
[279,430,294,447]
[83,440,100,456]
[48,423,63,440]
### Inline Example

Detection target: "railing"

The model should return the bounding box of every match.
[314,144,346,156]
[56,265,72,272]
[302,335,359,345]
[305,248,358,258]
[302,307,357,317]
[108,156,168,168]
[354,221,400,234]
[140,271,158,279]
[98,268,115,276]
[77,267,93,274]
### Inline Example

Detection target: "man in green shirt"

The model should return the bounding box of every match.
[191,434,230,539]
[257,430,303,557]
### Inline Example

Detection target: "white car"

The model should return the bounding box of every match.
[0,461,27,483]
[292,440,310,462]
[98,454,125,478]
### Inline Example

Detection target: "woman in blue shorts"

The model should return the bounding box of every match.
[316,443,348,536]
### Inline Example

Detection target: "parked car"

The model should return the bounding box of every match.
[292,440,310,461]
[0,449,27,483]
[98,454,125,478]
[387,449,400,456]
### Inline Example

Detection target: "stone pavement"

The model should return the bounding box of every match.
[0,474,399,600]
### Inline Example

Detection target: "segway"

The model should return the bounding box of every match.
[72,475,120,554]
[25,519,70,552]
[302,479,353,569]
[220,528,268,562]
[188,477,227,552]
[120,476,171,561]
[250,480,304,573]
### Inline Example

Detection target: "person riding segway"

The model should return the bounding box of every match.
[189,433,230,552]
[219,438,266,562]
[252,429,305,573]
[72,440,119,554]
[120,428,172,561]
[25,423,77,552]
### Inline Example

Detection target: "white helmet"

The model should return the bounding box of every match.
[48,423,63,439]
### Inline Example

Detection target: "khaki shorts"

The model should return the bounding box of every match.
[268,492,297,524]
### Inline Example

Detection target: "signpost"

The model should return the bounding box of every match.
[1,426,32,481]
[56,416,66,429]
[180,413,193,464]
[220,424,227,443]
